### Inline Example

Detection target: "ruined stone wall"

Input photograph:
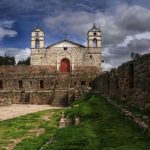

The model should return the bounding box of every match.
[93,53,150,110]
[0,65,98,107]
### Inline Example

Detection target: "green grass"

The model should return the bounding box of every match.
[43,94,150,150]
[0,94,150,150]
[0,109,63,150]
[111,96,150,117]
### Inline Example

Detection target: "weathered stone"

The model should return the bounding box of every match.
[59,112,66,128]
[92,53,150,110]
[75,117,80,125]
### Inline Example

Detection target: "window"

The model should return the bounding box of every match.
[94,32,97,36]
[108,77,110,90]
[115,76,119,89]
[129,64,134,89]
[30,81,32,87]
[64,47,67,50]
[74,82,77,85]
[93,38,97,47]
[35,39,40,48]
[19,80,23,89]
[81,81,86,86]
[40,80,44,89]
[0,80,3,89]
[90,55,93,59]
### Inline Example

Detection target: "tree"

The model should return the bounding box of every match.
[131,52,141,60]
[0,55,16,65]
[17,57,30,65]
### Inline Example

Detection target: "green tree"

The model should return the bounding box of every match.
[17,57,30,65]
[0,55,16,65]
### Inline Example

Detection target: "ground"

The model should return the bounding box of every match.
[0,95,149,150]
[0,104,62,121]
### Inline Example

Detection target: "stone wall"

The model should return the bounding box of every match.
[92,53,150,110]
[0,66,98,107]
[31,47,102,73]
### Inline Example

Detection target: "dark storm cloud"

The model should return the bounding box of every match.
[44,4,150,46]
[117,5,150,32]
[102,38,150,70]
[1,0,149,19]
[0,0,150,70]
[128,39,150,53]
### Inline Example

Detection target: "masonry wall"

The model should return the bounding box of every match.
[92,54,150,110]
[31,47,101,73]
[0,65,98,107]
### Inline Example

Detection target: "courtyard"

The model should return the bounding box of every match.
[0,104,62,121]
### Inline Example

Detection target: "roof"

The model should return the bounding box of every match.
[88,23,100,32]
[33,27,44,32]
[47,40,85,48]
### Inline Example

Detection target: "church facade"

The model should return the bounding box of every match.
[31,24,102,73]
[0,24,102,107]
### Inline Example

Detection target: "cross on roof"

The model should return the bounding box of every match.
[64,32,68,40]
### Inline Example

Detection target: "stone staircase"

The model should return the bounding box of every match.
[51,73,71,106]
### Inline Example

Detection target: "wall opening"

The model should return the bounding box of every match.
[30,81,32,87]
[115,76,119,89]
[60,58,70,72]
[64,47,67,50]
[81,81,86,86]
[129,64,134,89]
[20,91,30,103]
[40,80,44,89]
[93,32,97,36]
[25,93,30,103]
[0,80,3,90]
[35,39,40,48]
[108,76,110,90]
[19,80,23,89]
[93,38,97,47]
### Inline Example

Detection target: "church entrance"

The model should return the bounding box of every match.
[60,58,70,72]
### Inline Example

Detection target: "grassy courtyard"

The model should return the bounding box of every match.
[0,95,150,150]
[0,109,63,150]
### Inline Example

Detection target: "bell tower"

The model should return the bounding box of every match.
[87,23,101,48]
[31,27,45,49]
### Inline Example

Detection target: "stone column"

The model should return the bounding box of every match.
[56,56,59,71]
[72,57,74,71]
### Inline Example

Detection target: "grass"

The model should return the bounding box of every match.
[111,96,150,117]
[42,94,150,150]
[0,94,150,150]
[0,109,63,150]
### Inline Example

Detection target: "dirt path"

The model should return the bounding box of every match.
[0,104,63,121]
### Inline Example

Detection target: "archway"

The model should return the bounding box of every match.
[93,38,97,47]
[60,58,70,72]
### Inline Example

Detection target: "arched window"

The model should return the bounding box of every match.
[35,39,40,48]
[93,38,97,47]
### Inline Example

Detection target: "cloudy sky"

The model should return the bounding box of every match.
[0,0,150,70]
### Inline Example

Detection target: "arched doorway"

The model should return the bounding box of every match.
[60,58,70,72]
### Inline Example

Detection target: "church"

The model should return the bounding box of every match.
[31,23,102,73]
[0,24,102,107]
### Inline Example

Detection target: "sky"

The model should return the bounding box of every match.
[0,0,150,70]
